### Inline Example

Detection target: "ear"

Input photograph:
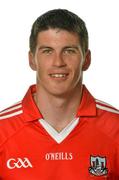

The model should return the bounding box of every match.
[28,51,37,71]
[82,50,91,71]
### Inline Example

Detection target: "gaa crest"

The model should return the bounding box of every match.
[89,155,108,176]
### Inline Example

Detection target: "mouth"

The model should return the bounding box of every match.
[49,73,69,79]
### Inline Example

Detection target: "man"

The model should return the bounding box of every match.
[0,9,119,179]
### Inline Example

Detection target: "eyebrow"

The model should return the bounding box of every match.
[63,46,80,50]
[38,46,53,50]
[38,45,80,50]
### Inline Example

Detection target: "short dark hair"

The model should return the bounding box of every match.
[29,9,89,54]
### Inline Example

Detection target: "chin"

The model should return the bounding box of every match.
[48,87,72,97]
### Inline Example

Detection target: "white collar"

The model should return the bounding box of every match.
[39,118,79,144]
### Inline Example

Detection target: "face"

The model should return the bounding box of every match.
[29,29,91,97]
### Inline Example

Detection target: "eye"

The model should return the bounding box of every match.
[42,49,53,54]
[64,48,77,55]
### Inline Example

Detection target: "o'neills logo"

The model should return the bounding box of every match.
[45,152,73,160]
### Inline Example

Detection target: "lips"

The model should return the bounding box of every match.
[49,73,68,78]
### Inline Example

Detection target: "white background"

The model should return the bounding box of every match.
[0,0,119,110]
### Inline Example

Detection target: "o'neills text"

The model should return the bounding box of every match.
[45,152,73,160]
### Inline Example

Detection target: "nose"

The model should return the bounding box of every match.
[52,52,66,67]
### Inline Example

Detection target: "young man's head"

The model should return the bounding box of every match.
[29,9,88,55]
[29,9,91,97]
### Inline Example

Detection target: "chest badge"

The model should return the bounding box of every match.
[89,155,108,176]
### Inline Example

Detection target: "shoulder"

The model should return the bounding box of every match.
[0,101,25,147]
[0,101,23,120]
[94,99,119,144]
[95,99,119,115]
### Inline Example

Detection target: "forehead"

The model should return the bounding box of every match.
[36,28,80,45]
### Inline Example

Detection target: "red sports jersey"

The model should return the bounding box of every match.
[0,85,119,180]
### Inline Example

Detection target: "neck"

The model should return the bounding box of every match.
[34,83,83,132]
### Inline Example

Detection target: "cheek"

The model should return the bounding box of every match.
[36,60,50,78]
[70,61,84,81]
[35,53,52,68]
[68,54,83,66]
[34,58,45,70]
[70,59,83,73]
